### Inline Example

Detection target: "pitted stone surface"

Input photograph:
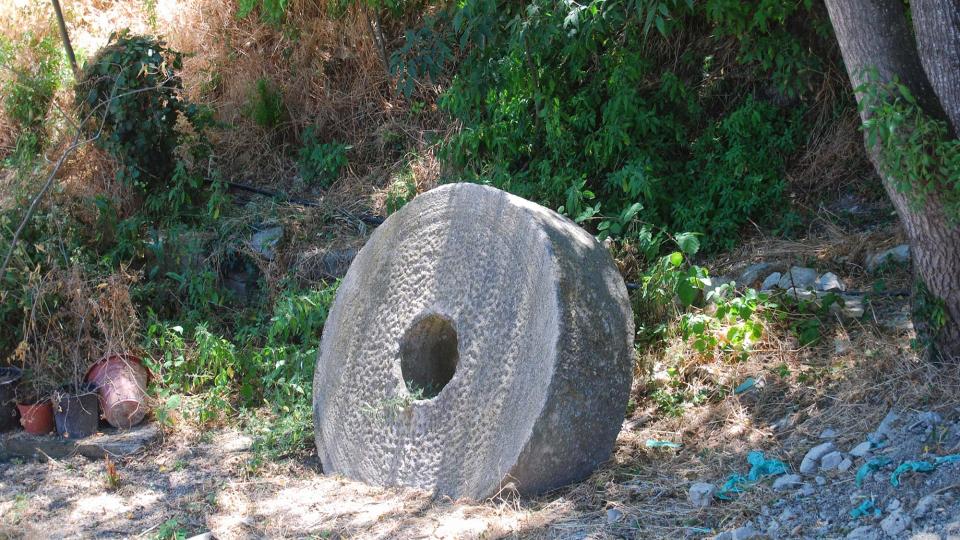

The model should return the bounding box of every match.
[313,183,634,500]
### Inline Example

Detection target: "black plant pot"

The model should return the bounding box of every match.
[53,383,99,439]
[0,367,22,432]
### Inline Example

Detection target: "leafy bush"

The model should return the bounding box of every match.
[859,74,960,220]
[247,78,286,129]
[76,31,201,190]
[237,0,289,26]
[145,282,339,452]
[394,0,824,250]
[297,127,349,186]
[2,34,65,163]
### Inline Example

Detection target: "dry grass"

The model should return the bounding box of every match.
[10,265,141,398]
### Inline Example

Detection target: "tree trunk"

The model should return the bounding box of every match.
[825,0,960,360]
[912,0,960,134]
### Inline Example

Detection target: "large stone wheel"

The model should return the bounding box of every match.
[313,183,634,500]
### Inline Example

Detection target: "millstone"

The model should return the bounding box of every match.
[313,183,634,499]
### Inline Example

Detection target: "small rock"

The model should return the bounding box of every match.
[801,483,815,497]
[820,428,838,439]
[778,266,818,290]
[816,476,827,486]
[820,451,844,471]
[838,457,853,472]
[739,263,773,288]
[800,442,836,474]
[815,272,845,292]
[866,244,910,273]
[877,411,899,436]
[689,482,716,508]
[606,507,623,524]
[846,525,881,540]
[913,494,938,519]
[886,498,901,512]
[880,510,911,537]
[786,287,816,302]
[250,225,283,260]
[773,474,803,492]
[761,272,781,291]
[850,441,873,458]
[841,296,865,319]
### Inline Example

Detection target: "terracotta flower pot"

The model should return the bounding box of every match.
[17,400,54,435]
[53,383,100,439]
[86,354,150,429]
[0,367,21,432]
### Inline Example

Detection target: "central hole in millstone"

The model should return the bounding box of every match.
[400,314,458,399]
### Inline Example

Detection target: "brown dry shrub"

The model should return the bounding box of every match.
[14,266,140,397]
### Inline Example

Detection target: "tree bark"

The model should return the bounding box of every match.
[825,0,960,361]
[912,0,960,135]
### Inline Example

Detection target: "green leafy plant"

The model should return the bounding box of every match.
[297,127,349,187]
[397,0,816,250]
[237,0,289,26]
[247,77,286,129]
[2,34,65,165]
[858,73,960,221]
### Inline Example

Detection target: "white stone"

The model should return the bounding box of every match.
[838,457,853,472]
[249,225,283,260]
[820,428,838,439]
[913,494,938,518]
[786,287,816,302]
[772,474,803,492]
[815,272,845,292]
[866,244,910,273]
[778,266,818,290]
[739,263,772,288]
[880,510,911,537]
[606,507,623,524]
[850,441,872,458]
[800,442,836,474]
[689,482,716,508]
[312,184,635,500]
[820,451,844,471]
[761,272,781,291]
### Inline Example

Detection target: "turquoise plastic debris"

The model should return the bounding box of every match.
[645,439,682,449]
[890,460,936,487]
[855,457,891,487]
[734,377,756,394]
[746,450,788,480]
[715,473,748,500]
[935,454,960,465]
[849,499,881,519]
[714,451,787,500]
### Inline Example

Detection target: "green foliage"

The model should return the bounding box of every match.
[384,167,418,215]
[394,0,818,250]
[297,127,349,186]
[153,519,188,540]
[680,284,773,359]
[76,30,218,220]
[144,282,339,454]
[858,74,960,221]
[247,78,286,129]
[3,35,63,129]
[2,34,65,165]
[237,0,289,26]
